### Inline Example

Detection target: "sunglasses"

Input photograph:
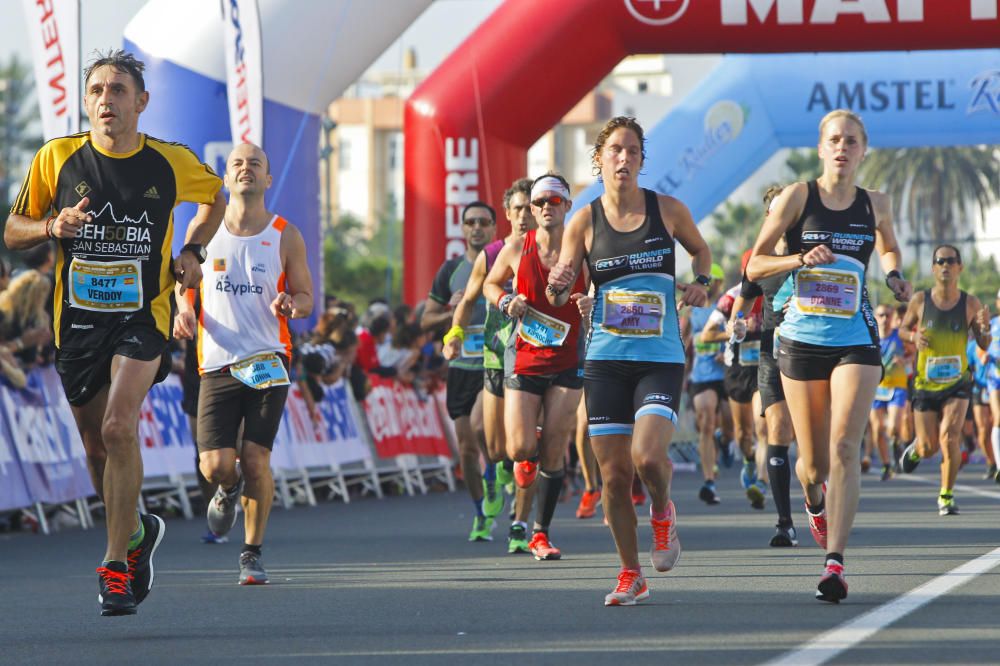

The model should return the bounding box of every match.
[462,217,493,227]
[933,256,959,266]
[531,195,566,208]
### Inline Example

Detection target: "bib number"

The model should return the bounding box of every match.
[925,355,961,384]
[461,325,485,359]
[795,268,860,319]
[68,258,142,312]
[518,307,570,348]
[874,385,894,402]
[738,340,760,366]
[229,352,290,390]
[602,290,664,337]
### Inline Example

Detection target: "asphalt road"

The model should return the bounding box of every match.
[2,464,999,665]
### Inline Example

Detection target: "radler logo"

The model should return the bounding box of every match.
[624,0,690,25]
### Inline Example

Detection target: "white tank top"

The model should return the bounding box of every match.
[197,215,291,373]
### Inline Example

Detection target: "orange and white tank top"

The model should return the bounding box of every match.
[197,215,291,373]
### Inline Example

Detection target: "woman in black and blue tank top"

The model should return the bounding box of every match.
[547,116,713,606]
[746,109,912,604]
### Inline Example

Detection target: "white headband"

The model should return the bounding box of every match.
[531,177,570,201]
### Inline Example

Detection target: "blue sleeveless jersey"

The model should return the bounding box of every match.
[689,305,725,382]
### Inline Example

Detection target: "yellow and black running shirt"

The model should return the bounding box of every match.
[914,289,970,392]
[10,133,221,349]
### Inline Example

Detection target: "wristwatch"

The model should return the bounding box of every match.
[694,274,712,287]
[180,243,207,264]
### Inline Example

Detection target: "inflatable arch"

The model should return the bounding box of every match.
[403,0,1000,303]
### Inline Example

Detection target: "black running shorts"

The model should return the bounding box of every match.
[446,366,483,419]
[688,380,726,404]
[724,364,758,404]
[55,324,171,407]
[504,366,583,396]
[483,367,505,398]
[912,380,972,414]
[585,360,684,436]
[757,351,785,414]
[196,355,291,451]
[777,338,881,381]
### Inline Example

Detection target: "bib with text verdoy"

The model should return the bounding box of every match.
[738,340,760,366]
[461,324,485,359]
[874,385,895,402]
[601,290,664,338]
[795,268,860,319]
[68,257,142,312]
[925,355,961,384]
[229,352,290,390]
[518,307,570,348]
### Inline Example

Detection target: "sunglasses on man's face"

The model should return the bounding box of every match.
[933,256,959,266]
[532,195,566,208]
[462,217,493,227]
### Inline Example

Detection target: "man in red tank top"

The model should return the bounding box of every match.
[483,172,591,561]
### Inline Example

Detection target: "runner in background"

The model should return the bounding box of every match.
[967,335,995,480]
[988,288,1000,483]
[869,302,908,481]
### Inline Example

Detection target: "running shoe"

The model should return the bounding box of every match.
[900,443,921,473]
[128,513,165,605]
[507,524,530,554]
[860,456,871,473]
[716,429,735,468]
[815,559,848,603]
[747,480,767,510]
[740,459,757,490]
[631,475,646,506]
[604,569,649,606]
[482,480,505,519]
[769,523,798,547]
[698,481,721,505]
[206,470,245,537]
[805,503,828,550]
[468,515,495,542]
[514,461,538,488]
[983,464,998,481]
[649,502,681,572]
[201,529,229,544]
[576,489,601,519]
[937,496,960,516]
[238,550,269,585]
[496,462,514,487]
[528,531,561,560]
[880,464,893,482]
[97,561,136,616]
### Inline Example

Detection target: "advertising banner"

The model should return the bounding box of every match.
[363,376,452,459]
[221,0,263,146]
[21,0,80,141]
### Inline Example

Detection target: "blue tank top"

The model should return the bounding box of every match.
[689,306,725,382]
[585,189,684,363]
[780,180,878,348]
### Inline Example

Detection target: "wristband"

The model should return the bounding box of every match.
[442,325,465,346]
[45,216,56,239]
[885,269,903,288]
[798,250,806,267]
[694,274,711,288]
[498,293,514,317]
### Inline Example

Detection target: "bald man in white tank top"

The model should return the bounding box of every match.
[174,143,312,585]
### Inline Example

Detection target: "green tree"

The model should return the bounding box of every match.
[323,208,403,308]
[708,200,763,285]
[784,148,822,182]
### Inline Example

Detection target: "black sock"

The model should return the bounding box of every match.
[533,468,565,533]
[807,497,825,515]
[825,551,843,565]
[766,445,792,526]
[502,458,514,473]
[242,543,261,555]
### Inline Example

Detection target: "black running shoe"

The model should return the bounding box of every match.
[698,482,721,505]
[128,513,165,605]
[901,443,921,473]
[98,561,136,616]
[769,524,798,547]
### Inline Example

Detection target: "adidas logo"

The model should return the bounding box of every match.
[143,186,160,199]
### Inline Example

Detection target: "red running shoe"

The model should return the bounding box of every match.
[604,569,649,606]
[631,474,646,506]
[815,559,848,603]
[514,460,538,488]
[805,502,828,550]
[528,531,562,560]
[576,489,601,519]
[649,502,681,572]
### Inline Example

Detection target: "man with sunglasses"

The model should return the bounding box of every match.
[899,245,992,515]
[869,303,908,481]
[482,172,589,561]
[421,201,497,541]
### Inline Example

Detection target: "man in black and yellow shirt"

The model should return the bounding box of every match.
[3,50,225,616]
[898,245,992,516]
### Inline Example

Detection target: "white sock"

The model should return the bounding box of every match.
[992,427,1000,469]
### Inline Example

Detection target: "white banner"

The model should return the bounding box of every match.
[221,0,263,147]
[21,0,80,141]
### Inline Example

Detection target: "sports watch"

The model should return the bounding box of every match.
[180,243,207,264]
[694,274,712,287]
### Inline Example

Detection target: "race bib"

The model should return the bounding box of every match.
[738,340,760,366]
[518,307,570,347]
[461,325,485,359]
[68,257,142,312]
[874,385,894,402]
[229,352,290,390]
[602,290,664,337]
[795,268,860,319]
[925,355,961,384]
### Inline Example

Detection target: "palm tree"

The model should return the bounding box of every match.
[859,146,999,244]
[0,55,42,206]
[709,200,763,284]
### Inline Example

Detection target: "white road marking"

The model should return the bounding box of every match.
[896,473,1000,500]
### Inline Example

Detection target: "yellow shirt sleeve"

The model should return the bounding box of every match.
[10,143,57,219]
[148,139,223,206]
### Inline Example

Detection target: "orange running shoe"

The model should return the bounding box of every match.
[514,460,538,488]
[650,501,681,572]
[576,489,601,519]
[805,502,828,550]
[631,474,646,506]
[604,568,649,606]
[528,531,562,560]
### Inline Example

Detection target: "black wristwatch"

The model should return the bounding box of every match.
[180,243,207,264]
[694,274,712,288]
[885,269,903,287]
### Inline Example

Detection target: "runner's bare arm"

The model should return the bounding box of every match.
[968,295,992,351]
[173,284,197,340]
[273,223,313,319]
[664,195,710,307]
[452,251,489,331]
[899,291,926,346]
[747,183,811,281]
[175,190,227,295]
[547,207,591,307]
[871,191,911,302]
[4,197,93,250]
[482,243,520,316]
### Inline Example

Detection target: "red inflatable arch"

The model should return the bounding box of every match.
[403,0,999,303]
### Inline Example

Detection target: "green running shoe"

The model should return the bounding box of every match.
[482,480,505,519]
[469,515,495,542]
[496,462,513,487]
[507,523,529,554]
